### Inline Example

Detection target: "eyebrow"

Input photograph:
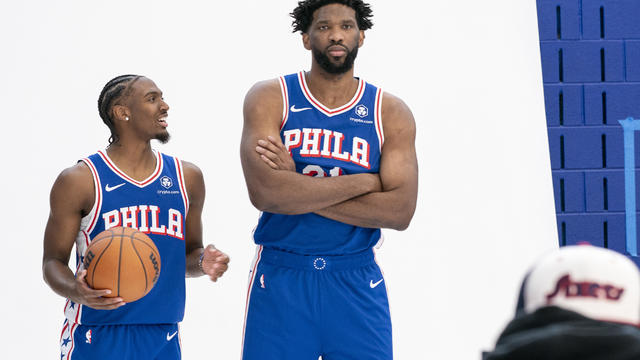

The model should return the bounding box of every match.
[315,19,356,24]
[144,90,162,97]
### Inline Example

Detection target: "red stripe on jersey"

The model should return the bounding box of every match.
[279,76,289,130]
[175,158,189,216]
[241,245,263,355]
[97,150,163,186]
[82,158,102,234]
[298,71,365,116]
[66,322,77,360]
[60,320,68,342]
[375,89,384,150]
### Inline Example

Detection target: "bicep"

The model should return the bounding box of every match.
[379,97,418,195]
[240,81,287,194]
[43,167,93,265]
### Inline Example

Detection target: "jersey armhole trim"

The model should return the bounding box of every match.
[80,158,102,235]
[278,76,289,130]
[375,88,385,151]
[175,158,189,216]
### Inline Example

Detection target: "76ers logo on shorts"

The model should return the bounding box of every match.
[355,104,368,118]
[160,176,173,189]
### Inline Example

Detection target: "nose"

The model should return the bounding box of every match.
[160,99,170,112]
[328,27,345,44]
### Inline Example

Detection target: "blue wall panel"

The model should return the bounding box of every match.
[537,0,581,40]
[584,170,624,212]
[553,171,585,213]
[584,84,640,125]
[540,41,624,83]
[626,41,640,81]
[539,0,640,260]
[544,85,583,126]
[583,1,640,39]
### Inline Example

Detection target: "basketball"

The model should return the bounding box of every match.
[82,226,161,303]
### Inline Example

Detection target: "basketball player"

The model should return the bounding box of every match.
[240,1,418,359]
[42,75,230,359]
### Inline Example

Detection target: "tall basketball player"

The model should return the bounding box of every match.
[240,1,418,359]
[43,75,230,359]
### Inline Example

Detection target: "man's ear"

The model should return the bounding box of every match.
[303,33,311,50]
[112,105,130,122]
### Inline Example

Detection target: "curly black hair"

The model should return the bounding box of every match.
[291,0,373,33]
[97,74,142,144]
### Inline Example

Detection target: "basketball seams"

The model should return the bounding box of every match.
[89,237,115,288]
[84,226,160,302]
[116,227,127,297]
[129,235,150,295]
[130,235,161,290]
[88,231,114,246]
[131,236,161,263]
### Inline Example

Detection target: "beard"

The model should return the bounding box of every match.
[312,44,359,74]
[155,131,170,144]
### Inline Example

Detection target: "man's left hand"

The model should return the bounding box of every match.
[201,244,230,282]
[256,136,296,171]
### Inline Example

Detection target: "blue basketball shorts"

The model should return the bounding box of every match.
[242,246,393,360]
[59,320,181,360]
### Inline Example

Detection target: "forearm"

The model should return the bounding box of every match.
[248,171,379,215]
[43,259,78,300]
[186,247,204,278]
[314,188,416,230]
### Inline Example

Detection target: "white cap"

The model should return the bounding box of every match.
[519,245,640,325]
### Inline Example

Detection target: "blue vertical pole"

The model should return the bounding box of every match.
[619,117,640,256]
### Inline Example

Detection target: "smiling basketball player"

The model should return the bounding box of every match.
[43,75,229,359]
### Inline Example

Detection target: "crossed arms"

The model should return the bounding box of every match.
[240,79,418,230]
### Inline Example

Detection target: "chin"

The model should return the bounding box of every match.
[155,131,171,144]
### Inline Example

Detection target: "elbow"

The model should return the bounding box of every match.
[389,207,416,231]
[247,188,292,214]
[392,222,410,231]
[247,189,272,212]
[390,219,411,231]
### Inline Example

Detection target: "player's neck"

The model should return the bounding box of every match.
[305,66,359,109]
[105,140,157,181]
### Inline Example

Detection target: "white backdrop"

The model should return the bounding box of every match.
[0,1,558,358]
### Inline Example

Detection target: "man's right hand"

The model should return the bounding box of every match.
[70,270,126,310]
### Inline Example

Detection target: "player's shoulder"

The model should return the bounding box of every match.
[381,91,410,113]
[57,161,93,185]
[380,91,415,128]
[179,160,203,178]
[50,161,94,206]
[244,78,282,104]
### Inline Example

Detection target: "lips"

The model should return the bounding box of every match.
[327,45,348,57]
[158,115,168,128]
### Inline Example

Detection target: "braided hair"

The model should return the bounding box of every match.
[290,0,373,34]
[97,74,142,145]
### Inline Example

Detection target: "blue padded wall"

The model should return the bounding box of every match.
[537,0,640,264]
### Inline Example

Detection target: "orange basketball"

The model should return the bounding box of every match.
[82,226,161,303]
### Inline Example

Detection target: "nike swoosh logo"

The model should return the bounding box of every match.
[105,183,126,192]
[290,105,312,112]
[370,279,384,288]
[166,331,178,341]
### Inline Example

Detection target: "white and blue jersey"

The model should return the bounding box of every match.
[63,150,189,326]
[252,71,385,255]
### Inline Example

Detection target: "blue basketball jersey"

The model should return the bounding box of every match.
[253,72,384,255]
[64,150,188,325]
